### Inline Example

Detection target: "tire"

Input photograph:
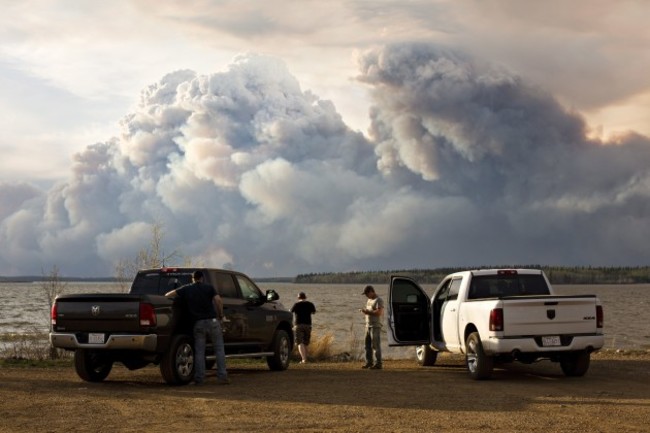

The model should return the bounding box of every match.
[266,329,291,371]
[74,349,113,382]
[560,350,590,377]
[416,345,438,366]
[160,335,194,385]
[465,332,493,380]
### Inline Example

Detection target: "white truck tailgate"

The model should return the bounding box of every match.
[502,296,599,336]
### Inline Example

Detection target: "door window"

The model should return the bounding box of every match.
[236,275,263,301]
[447,278,462,301]
[213,272,238,298]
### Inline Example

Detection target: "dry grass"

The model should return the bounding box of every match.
[0,332,70,362]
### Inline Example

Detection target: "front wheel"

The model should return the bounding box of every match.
[560,350,590,377]
[74,349,113,382]
[465,332,493,380]
[160,335,194,385]
[267,329,291,371]
[416,345,438,366]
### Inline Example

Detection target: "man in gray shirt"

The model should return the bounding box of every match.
[359,285,384,369]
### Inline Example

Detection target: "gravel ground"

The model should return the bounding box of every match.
[0,350,649,432]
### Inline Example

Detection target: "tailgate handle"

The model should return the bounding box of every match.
[544,301,558,306]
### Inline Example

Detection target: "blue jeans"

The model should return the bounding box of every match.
[193,318,227,382]
[364,326,382,366]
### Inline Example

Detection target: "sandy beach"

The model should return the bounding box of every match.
[0,350,648,432]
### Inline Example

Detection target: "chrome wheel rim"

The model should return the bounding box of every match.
[176,343,194,377]
[279,336,289,365]
[416,345,425,362]
[466,339,478,373]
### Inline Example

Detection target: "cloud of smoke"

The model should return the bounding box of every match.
[2,45,650,277]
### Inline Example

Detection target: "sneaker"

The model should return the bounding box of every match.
[361,363,372,369]
[369,364,382,370]
[216,377,230,385]
[300,360,307,364]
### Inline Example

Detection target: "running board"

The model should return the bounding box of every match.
[206,352,273,360]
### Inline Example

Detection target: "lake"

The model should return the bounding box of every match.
[1,281,648,358]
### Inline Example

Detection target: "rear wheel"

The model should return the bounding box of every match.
[160,335,194,385]
[416,345,438,366]
[74,349,113,382]
[465,332,493,380]
[267,329,291,371]
[560,350,590,377]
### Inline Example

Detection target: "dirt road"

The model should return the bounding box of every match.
[1,350,648,432]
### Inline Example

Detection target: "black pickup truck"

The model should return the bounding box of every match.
[50,267,294,385]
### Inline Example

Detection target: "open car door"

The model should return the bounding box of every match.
[387,276,431,346]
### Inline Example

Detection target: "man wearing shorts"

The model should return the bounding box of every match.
[291,292,316,363]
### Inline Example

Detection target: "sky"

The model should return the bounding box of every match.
[1,0,650,278]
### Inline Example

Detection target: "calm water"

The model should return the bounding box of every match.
[1,282,648,357]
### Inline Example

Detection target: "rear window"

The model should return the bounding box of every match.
[468,274,550,299]
[130,271,193,295]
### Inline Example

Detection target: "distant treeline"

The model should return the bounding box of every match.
[294,266,650,285]
[4,266,650,285]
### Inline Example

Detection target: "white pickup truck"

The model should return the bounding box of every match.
[387,269,604,379]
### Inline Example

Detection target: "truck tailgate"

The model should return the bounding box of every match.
[55,294,142,333]
[502,295,599,336]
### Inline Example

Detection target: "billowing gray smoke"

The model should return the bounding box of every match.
[2,44,650,277]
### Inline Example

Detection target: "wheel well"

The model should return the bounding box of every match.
[464,324,478,343]
[277,321,294,350]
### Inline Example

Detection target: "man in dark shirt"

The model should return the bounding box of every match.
[166,270,229,385]
[290,292,316,363]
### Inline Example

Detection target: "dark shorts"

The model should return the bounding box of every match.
[294,324,312,345]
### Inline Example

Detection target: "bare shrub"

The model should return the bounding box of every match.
[310,332,335,360]
[0,330,71,361]
[291,332,336,362]
[41,266,67,359]
[347,322,364,361]
[41,265,66,310]
[114,222,185,292]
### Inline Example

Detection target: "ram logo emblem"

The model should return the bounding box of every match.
[546,309,556,320]
[91,305,101,317]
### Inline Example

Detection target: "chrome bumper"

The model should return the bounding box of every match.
[49,333,158,351]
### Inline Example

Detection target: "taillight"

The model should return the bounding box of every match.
[139,303,157,327]
[489,308,503,331]
[51,302,58,327]
[497,270,517,276]
[160,267,178,273]
[596,305,604,329]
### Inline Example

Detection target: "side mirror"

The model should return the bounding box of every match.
[266,290,280,302]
